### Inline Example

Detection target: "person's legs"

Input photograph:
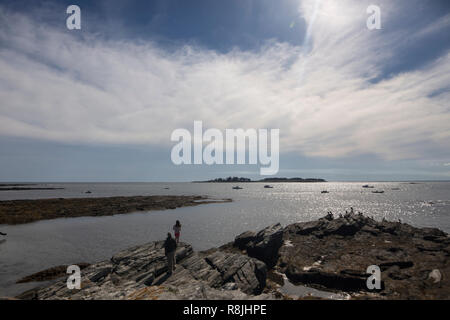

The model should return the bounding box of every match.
[172,250,176,269]
[171,251,176,271]
[167,252,174,274]
[166,254,170,274]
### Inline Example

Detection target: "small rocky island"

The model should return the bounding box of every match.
[15,213,449,300]
[195,177,326,183]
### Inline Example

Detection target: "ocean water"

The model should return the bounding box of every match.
[0,181,449,296]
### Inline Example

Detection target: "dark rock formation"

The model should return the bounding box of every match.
[285,267,373,292]
[234,223,283,268]
[234,231,256,249]
[278,213,449,299]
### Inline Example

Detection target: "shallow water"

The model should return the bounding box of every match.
[0,181,449,296]
[279,274,349,300]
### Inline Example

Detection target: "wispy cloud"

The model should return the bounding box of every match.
[0,0,449,164]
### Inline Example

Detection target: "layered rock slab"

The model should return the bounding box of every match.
[28,241,272,300]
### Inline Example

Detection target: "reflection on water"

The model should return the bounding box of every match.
[0,181,449,297]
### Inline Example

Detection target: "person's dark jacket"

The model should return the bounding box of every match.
[164,237,177,255]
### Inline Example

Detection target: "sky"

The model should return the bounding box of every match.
[0,0,450,182]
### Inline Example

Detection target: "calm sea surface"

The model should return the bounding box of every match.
[1,181,449,296]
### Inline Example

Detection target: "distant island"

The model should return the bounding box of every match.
[194,176,326,183]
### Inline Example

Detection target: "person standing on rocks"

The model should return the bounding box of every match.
[164,233,177,274]
[173,220,182,243]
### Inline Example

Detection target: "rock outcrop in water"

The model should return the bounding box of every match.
[230,213,449,299]
[15,213,449,300]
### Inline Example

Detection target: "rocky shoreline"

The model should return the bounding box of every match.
[0,187,65,191]
[12,213,449,300]
[0,195,230,225]
[16,264,91,284]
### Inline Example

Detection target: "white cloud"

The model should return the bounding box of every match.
[0,0,449,163]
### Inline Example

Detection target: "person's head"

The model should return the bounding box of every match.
[167,232,172,239]
[176,220,181,226]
